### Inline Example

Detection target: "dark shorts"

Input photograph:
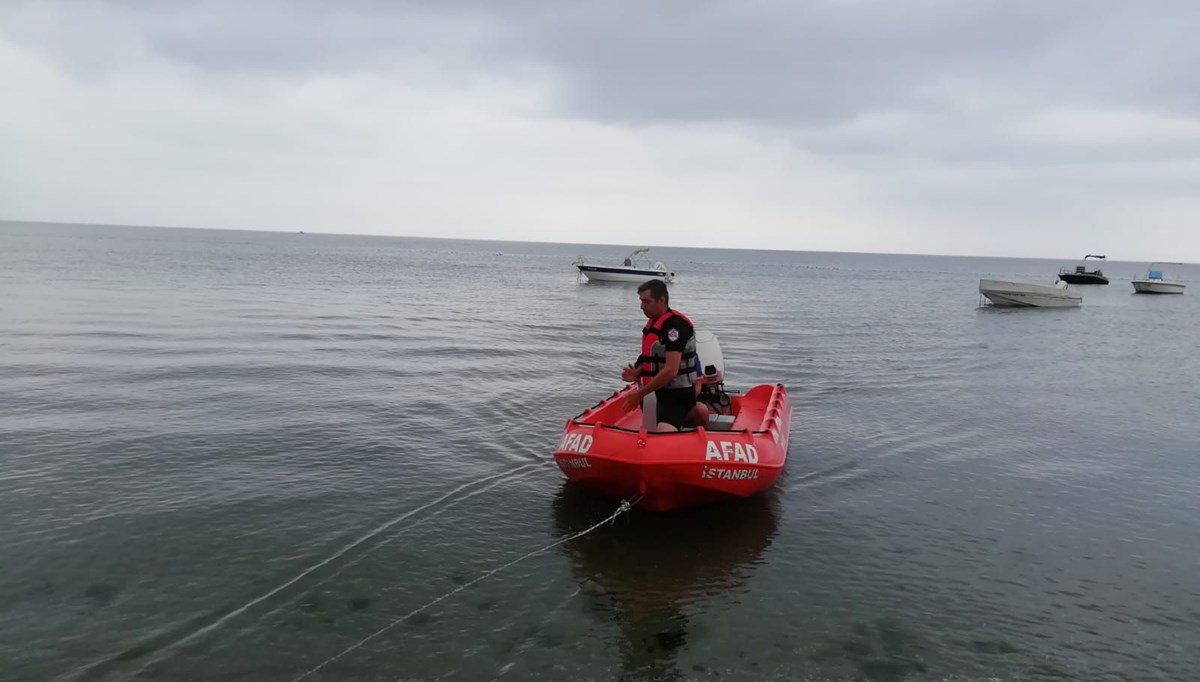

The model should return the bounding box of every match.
[654,387,697,429]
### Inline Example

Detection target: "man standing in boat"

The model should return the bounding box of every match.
[621,279,707,431]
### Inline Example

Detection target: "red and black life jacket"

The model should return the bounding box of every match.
[638,309,698,390]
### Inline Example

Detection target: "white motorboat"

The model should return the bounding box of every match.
[574,248,675,283]
[978,279,1082,308]
[1131,264,1185,294]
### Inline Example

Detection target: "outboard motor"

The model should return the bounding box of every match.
[694,331,733,416]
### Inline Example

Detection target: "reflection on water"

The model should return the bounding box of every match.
[552,484,780,681]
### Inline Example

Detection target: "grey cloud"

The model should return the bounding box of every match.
[480,1,1082,125]
[10,0,1200,126]
[2,1,479,77]
[483,1,1200,125]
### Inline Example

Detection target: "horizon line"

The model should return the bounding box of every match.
[1,217,1191,265]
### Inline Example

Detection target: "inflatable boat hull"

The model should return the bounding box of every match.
[553,384,791,511]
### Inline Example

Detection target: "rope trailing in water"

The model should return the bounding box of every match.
[291,495,640,682]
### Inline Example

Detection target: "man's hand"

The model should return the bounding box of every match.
[621,364,640,383]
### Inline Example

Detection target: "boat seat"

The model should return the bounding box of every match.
[1149,270,1163,280]
[706,414,736,431]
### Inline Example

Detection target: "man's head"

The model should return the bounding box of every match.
[637,279,670,319]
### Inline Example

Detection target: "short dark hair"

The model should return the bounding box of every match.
[638,279,669,304]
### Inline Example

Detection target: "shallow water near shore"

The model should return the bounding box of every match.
[2,221,1198,681]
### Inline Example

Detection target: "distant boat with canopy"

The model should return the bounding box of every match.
[1132,263,1186,294]
[574,248,675,283]
[1058,254,1109,285]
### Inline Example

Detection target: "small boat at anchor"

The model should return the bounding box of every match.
[1058,254,1109,285]
[552,333,791,511]
[979,279,1082,308]
[574,248,674,283]
[1132,264,1186,294]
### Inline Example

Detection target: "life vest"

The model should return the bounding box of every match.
[638,309,698,390]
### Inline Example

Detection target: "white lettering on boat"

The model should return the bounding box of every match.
[559,457,592,470]
[704,440,759,463]
[557,433,593,454]
[700,467,759,480]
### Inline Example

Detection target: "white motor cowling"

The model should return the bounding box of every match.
[693,330,725,385]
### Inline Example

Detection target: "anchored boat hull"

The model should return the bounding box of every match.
[979,279,1082,308]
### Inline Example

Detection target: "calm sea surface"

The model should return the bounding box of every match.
[2,221,1198,682]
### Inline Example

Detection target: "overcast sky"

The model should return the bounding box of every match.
[2,1,1198,260]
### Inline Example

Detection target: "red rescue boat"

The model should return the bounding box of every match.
[552,382,792,511]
